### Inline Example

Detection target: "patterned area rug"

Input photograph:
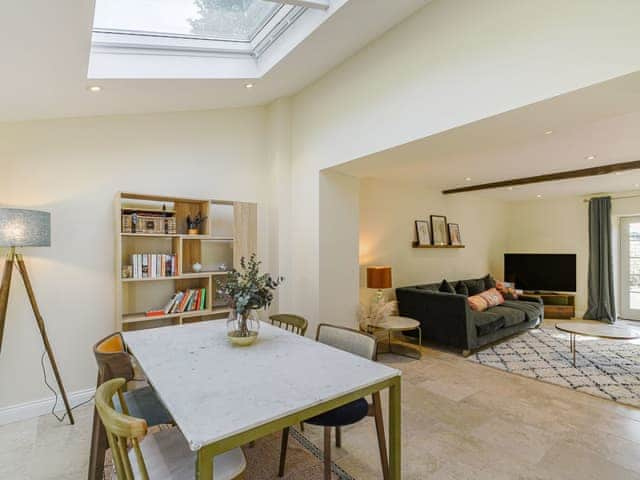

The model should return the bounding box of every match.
[469,327,640,408]
[106,427,355,479]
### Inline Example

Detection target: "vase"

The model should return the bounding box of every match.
[227,309,260,346]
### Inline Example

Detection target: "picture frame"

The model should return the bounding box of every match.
[415,220,431,246]
[448,223,462,245]
[430,215,448,245]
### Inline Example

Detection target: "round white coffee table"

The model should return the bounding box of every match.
[373,316,422,359]
[555,321,640,367]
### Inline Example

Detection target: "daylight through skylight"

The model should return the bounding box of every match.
[94,0,285,42]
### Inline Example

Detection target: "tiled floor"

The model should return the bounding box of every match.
[3,324,640,479]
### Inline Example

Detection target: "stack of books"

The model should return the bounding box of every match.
[163,288,207,314]
[130,254,177,279]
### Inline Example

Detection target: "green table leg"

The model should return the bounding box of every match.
[388,376,402,479]
[197,448,213,480]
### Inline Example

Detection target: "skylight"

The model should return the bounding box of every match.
[89,0,335,79]
[94,0,282,43]
[92,0,307,56]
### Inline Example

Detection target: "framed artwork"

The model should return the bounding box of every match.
[448,223,462,245]
[430,215,448,245]
[415,220,431,246]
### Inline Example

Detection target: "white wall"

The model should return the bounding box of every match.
[0,108,269,411]
[287,0,640,333]
[359,179,508,299]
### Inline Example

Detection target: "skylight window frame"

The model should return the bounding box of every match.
[92,4,307,58]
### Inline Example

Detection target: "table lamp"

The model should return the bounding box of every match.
[0,208,74,424]
[367,266,392,303]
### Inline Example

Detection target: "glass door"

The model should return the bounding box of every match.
[620,216,640,320]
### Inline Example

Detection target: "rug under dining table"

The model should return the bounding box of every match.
[104,426,355,479]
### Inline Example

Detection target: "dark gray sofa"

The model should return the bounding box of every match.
[396,278,544,355]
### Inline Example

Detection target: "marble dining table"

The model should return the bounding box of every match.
[123,320,403,480]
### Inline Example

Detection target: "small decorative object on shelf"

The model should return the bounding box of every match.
[192,262,203,273]
[224,254,283,346]
[186,213,207,235]
[122,210,176,234]
[122,265,133,279]
[217,263,229,272]
[430,215,448,245]
[448,223,462,245]
[415,220,431,246]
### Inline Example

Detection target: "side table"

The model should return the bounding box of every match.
[369,316,422,359]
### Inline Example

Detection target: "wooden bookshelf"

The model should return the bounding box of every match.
[115,192,257,331]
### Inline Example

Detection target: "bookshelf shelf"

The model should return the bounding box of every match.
[116,192,257,331]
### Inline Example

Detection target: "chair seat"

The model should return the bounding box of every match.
[305,398,368,427]
[128,428,246,480]
[112,386,173,427]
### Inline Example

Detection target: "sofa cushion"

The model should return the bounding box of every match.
[488,305,526,327]
[463,278,485,295]
[472,311,506,337]
[455,281,469,296]
[439,279,455,294]
[468,288,504,312]
[503,300,543,323]
[483,274,497,290]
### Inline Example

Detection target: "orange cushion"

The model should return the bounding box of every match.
[468,288,505,312]
[96,334,124,354]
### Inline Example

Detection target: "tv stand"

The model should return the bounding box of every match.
[523,292,575,319]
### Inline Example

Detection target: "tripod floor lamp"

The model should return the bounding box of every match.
[0,208,74,424]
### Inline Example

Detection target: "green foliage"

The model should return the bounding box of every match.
[223,254,283,316]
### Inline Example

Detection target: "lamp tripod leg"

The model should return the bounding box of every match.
[15,254,74,425]
[0,248,16,355]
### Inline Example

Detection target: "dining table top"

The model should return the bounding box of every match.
[123,320,401,451]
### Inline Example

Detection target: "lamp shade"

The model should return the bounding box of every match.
[367,266,392,289]
[0,208,51,247]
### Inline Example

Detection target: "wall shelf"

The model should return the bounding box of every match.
[412,242,465,249]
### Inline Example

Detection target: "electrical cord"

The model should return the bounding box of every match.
[40,351,94,423]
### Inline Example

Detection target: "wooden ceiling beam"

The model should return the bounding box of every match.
[442,160,640,194]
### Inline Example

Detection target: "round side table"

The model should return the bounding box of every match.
[370,316,422,359]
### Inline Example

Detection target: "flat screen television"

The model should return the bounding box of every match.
[504,253,576,292]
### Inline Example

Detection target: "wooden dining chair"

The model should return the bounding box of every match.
[96,378,247,480]
[269,314,309,436]
[278,324,389,480]
[88,333,173,480]
[269,314,309,336]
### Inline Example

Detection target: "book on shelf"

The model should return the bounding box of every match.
[164,288,207,314]
[127,253,177,279]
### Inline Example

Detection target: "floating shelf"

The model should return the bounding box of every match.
[412,242,465,249]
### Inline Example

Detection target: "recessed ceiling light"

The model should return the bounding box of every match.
[507,187,513,191]
[465,177,472,182]
[245,83,254,89]
[635,184,639,188]
[536,194,542,198]
[87,85,101,92]
[585,155,596,160]
[544,130,553,135]
[615,171,623,176]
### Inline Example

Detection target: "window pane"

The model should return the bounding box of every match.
[94,0,282,41]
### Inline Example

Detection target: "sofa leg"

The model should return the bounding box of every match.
[462,349,472,357]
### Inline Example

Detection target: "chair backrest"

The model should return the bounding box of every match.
[95,378,149,480]
[269,314,309,336]
[316,324,377,361]
[94,333,135,385]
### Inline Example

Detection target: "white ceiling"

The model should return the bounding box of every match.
[333,71,640,201]
[0,0,428,122]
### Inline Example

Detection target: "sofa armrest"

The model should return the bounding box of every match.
[517,294,543,305]
[396,287,475,350]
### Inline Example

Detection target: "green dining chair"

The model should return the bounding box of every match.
[95,378,247,480]
[269,314,309,336]
[88,333,173,480]
[278,324,389,480]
